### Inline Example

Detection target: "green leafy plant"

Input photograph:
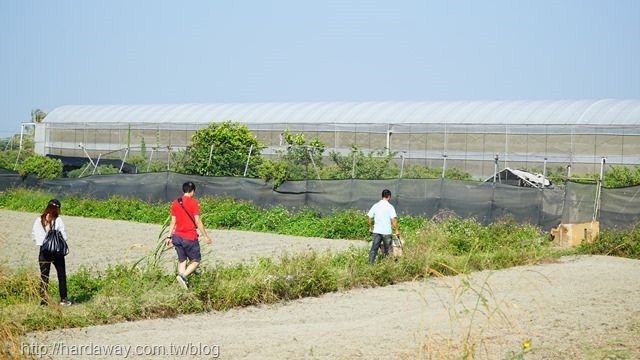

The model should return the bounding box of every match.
[322,146,398,180]
[578,222,640,258]
[603,165,640,188]
[66,164,120,178]
[184,121,264,177]
[0,150,23,170]
[16,154,63,180]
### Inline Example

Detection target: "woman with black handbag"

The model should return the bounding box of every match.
[32,199,72,306]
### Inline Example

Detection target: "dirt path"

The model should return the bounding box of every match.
[4,210,640,359]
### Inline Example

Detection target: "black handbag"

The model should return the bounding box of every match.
[41,219,69,256]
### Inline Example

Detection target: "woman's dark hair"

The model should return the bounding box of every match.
[40,199,61,228]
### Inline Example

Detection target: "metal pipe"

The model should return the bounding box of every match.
[542,157,547,189]
[493,154,499,183]
[441,153,448,179]
[386,125,391,156]
[243,145,253,177]
[206,145,214,176]
[351,149,356,179]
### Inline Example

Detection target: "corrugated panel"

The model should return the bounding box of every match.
[43,100,640,126]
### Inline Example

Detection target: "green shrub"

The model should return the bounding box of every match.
[257,159,288,187]
[184,121,264,177]
[16,154,62,179]
[0,150,23,170]
[578,223,640,258]
[67,164,120,178]
[322,209,369,239]
[604,165,640,188]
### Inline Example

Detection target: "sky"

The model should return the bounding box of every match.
[1,0,639,137]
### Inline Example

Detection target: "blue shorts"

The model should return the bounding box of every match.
[171,234,202,263]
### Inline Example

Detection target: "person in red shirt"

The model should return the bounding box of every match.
[165,181,212,289]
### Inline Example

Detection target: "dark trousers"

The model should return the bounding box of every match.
[39,249,67,302]
[369,233,393,264]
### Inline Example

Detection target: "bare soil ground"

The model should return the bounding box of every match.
[3,210,640,359]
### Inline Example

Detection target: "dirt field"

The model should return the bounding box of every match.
[3,210,640,359]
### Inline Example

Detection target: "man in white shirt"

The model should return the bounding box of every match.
[367,189,400,264]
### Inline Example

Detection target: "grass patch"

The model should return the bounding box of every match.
[1,187,639,359]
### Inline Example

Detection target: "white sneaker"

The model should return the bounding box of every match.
[176,275,188,290]
[60,299,72,306]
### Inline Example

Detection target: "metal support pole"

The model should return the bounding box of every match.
[13,124,25,170]
[78,143,99,177]
[166,146,171,171]
[593,157,606,222]
[493,154,499,183]
[386,125,392,156]
[542,157,547,189]
[308,146,322,180]
[120,148,130,173]
[93,154,102,175]
[243,145,253,177]
[351,149,357,179]
[206,145,214,175]
[147,148,155,172]
[441,153,448,179]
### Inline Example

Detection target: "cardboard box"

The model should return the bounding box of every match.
[549,221,599,247]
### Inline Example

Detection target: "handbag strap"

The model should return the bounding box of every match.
[177,197,198,228]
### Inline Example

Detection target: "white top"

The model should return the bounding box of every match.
[367,199,397,235]
[32,216,68,246]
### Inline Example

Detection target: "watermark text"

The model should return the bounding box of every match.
[22,341,220,358]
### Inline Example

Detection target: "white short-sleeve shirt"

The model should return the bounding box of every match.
[367,199,397,235]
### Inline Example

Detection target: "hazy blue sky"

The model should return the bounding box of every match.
[1,1,639,136]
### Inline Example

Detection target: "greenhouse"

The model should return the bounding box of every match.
[34,99,640,178]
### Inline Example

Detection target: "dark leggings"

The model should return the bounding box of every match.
[39,249,67,302]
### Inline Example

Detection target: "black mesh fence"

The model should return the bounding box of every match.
[1,171,638,231]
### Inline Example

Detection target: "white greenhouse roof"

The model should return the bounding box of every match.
[43,99,640,126]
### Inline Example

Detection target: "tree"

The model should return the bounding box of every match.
[16,154,62,179]
[31,108,47,123]
[184,121,263,177]
[257,130,326,186]
[322,146,398,180]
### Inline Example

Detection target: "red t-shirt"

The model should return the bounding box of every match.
[171,195,200,241]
